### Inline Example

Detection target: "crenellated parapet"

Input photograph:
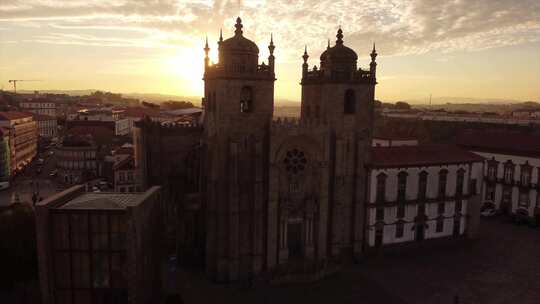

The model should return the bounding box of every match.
[301,28,377,85]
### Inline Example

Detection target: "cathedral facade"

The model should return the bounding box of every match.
[202,18,376,281]
[134,17,484,283]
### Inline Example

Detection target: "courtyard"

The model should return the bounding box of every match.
[177,217,540,304]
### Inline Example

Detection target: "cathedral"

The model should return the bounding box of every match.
[202,17,376,282]
[134,17,480,283]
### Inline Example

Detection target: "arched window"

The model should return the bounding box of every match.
[520,162,532,186]
[503,161,514,183]
[344,89,356,114]
[240,86,253,113]
[438,169,448,198]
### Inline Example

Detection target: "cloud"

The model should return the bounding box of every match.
[1,0,539,62]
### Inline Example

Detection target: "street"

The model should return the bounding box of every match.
[0,145,60,207]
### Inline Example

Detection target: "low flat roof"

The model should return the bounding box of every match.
[59,192,144,210]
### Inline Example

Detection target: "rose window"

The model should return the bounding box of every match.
[283,149,307,174]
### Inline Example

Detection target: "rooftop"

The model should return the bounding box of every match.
[457,130,540,158]
[59,192,144,210]
[370,144,484,168]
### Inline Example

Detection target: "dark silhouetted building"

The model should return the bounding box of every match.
[36,185,163,304]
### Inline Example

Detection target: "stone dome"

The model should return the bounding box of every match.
[220,17,259,54]
[320,28,357,63]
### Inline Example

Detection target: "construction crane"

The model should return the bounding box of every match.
[8,79,42,93]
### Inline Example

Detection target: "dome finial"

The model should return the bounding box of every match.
[371,41,378,61]
[204,35,209,53]
[268,33,275,54]
[327,38,331,49]
[219,28,223,42]
[235,17,243,36]
[336,27,344,45]
[303,45,309,63]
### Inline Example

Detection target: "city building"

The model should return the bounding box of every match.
[114,155,141,193]
[32,113,58,138]
[19,98,57,116]
[68,109,131,136]
[35,185,163,304]
[133,18,483,283]
[56,134,98,185]
[0,111,38,173]
[458,131,540,224]
[366,145,484,248]
[0,128,10,190]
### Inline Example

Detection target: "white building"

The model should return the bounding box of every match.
[366,145,484,248]
[19,99,56,116]
[68,109,131,136]
[31,114,58,138]
[458,131,540,224]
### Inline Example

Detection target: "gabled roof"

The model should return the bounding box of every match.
[457,130,540,158]
[370,144,484,168]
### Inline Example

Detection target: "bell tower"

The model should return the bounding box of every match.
[300,28,377,260]
[202,17,276,282]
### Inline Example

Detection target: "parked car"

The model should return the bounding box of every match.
[481,208,497,217]
[37,158,44,164]
[49,170,58,177]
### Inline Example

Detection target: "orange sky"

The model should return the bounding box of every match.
[1,1,539,103]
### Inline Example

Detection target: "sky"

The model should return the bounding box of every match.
[0,0,539,103]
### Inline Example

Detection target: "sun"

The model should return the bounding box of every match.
[161,45,220,97]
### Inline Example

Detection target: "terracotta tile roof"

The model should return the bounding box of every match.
[370,144,484,168]
[0,111,33,121]
[457,130,540,158]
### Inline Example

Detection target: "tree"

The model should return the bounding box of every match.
[395,101,411,110]
[161,100,194,110]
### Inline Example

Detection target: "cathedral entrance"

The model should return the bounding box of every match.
[287,222,303,258]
